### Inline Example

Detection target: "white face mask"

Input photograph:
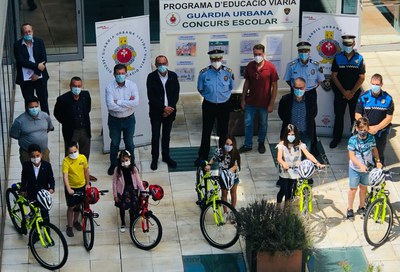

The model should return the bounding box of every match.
[69,151,79,160]
[224,145,233,152]
[254,56,264,63]
[121,160,131,168]
[211,61,222,69]
[31,157,41,164]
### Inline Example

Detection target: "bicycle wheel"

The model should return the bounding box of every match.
[82,213,95,251]
[6,188,26,234]
[300,187,312,215]
[29,221,68,270]
[200,200,239,249]
[363,197,393,247]
[130,212,162,250]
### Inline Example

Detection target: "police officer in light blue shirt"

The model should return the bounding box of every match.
[195,49,234,166]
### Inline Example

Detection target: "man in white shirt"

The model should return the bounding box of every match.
[105,64,139,175]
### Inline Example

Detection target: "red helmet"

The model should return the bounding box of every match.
[149,185,164,201]
[86,187,100,204]
[142,180,149,189]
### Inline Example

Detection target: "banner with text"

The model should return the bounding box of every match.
[302,12,359,136]
[95,16,152,152]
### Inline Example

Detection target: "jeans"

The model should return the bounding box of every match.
[244,104,268,148]
[108,114,135,166]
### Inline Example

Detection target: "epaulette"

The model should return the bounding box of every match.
[200,66,210,74]
[310,59,319,66]
[222,66,232,73]
[289,59,298,66]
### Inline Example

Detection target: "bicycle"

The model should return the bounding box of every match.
[195,162,239,249]
[6,183,68,270]
[129,182,163,250]
[363,168,394,247]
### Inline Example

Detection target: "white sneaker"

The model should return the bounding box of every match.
[120,225,126,233]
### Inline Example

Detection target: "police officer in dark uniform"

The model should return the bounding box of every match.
[195,49,234,166]
[355,73,394,165]
[330,35,366,148]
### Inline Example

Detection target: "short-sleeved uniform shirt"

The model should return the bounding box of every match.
[356,90,394,127]
[62,154,88,188]
[331,52,365,91]
[284,58,325,91]
[276,142,306,179]
[347,134,376,171]
[244,60,279,108]
[197,66,234,103]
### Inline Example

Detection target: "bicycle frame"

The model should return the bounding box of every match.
[294,178,313,213]
[138,193,151,232]
[367,181,389,222]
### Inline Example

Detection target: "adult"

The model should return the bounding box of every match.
[10,96,53,164]
[194,49,234,166]
[355,74,394,165]
[239,44,279,154]
[330,35,366,148]
[14,23,50,114]
[278,77,317,149]
[105,64,139,175]
[147,55,180,170]
[54,76,96,181]
[62,142,90,237]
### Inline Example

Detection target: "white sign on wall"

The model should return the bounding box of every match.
[95,16,152,152]
[302,12,360,136]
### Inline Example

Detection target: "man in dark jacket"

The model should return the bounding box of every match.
[147,55,180,170]
[54,76,96,181]
[14,23,50,114]
[278,77,318,150]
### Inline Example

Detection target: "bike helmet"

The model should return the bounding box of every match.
[86,187,100,204]
[369,168,385,187]
[149,184,164,201]
[298,159,315,179]
[37,189,53,211]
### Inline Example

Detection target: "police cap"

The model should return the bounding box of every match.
[208,49,224,59]
[341,35,356,45]
[296,41,311,50]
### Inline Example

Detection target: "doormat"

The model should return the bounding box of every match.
[168,147,218,172]
[183,253,246,272]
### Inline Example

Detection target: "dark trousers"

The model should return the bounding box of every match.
[332,89,361,140]
[277,177,296,203]
[150,115,175,160]
[20,79,49,114]
[305,88,318,153]
[64,128,91,161]
[374,131,388,165]
[198,100,231,159]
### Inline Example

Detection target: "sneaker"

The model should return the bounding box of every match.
[229,212,236,224]
[150,160,158,171]
[66,227,74,237]
[357,207,366,216]
[346,209,354,220]
[107,165,115,176]
[120,225,126,233]
[258,143,266,154]
[163,157,177,168]
[223,212,230,222]
[239,145,252,153]
[329,139,341,149]
[73,221,83,231]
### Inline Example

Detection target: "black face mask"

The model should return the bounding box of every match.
[358,131,368,138]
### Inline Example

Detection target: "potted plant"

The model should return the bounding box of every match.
[236,200,312,272]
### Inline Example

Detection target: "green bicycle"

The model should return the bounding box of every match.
[6,183,68,270]
[195,161,239,249]
[363,168,394,247]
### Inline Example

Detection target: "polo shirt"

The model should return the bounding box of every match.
[62,154,88,188]
[356,90,394,127]
[331,51,365,90]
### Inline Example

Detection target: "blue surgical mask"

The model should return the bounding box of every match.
[71,87,81,96]
[157,65,168,73]
[23,34,33,42]
[294,88,305,97]
[28,107,39,116]
[224,145,233,152]
[115,74,126,83]
[370,85,381,94]
[358,131,368,138]
[287,135,296,143]
[299,52,309,62]
[343,46,353,54]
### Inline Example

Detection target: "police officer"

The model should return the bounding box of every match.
[355,73,394,165]
[330,35,366,148]
[284,41,324,155]
[195,49,234,166]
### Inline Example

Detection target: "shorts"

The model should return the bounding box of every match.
[218,177,240,190]
[65,185,86,207]
[349,167,369,188]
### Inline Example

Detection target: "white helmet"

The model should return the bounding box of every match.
[298,160,315,179]
[37,189,53,211]
[369,168,385,187]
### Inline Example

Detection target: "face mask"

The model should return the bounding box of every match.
[211,61,222,69]
[299,52,309,62]
[28,107,39,117]
[358,131,368,138]
[31,157,41,164]
[69,151,79,160]
[370,85,381,94]
[121,160,131,168]
[293,88,305,97]
[224,145,233,152]
[157,65,168,73]
[23,34,33,42]
[115,74,126,83]
[287,135,296,143]
[71,87,81,96]
[254,56,264,63]
[343,46,353,54]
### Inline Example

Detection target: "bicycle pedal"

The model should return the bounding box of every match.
[93,213,99,218]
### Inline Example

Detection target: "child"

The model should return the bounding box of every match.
[347,117,382,219]
[206,136,241,215]
[276,124,323,209]
[112,150,145,233]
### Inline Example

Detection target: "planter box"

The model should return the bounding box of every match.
[257,250,302,272]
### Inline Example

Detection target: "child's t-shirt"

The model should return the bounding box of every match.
[276,142,306,179]
[347,134,376,171]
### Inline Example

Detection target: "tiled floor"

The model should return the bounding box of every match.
[3,46,400,271]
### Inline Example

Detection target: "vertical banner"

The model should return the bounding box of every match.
[95,16,152,152]
[302,12,359,136]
